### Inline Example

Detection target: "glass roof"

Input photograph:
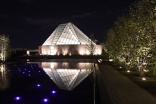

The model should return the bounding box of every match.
[42,22,95,45]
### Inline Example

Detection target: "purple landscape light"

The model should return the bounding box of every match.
[52,90,56,94]
[43,98,48,102]
[15,96,21,100]
[37,84,41,87]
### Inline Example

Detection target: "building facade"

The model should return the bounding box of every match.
[39,22,102,55]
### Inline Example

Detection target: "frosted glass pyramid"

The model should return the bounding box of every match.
[43,22,95,45]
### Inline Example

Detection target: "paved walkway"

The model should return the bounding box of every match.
[95,62,156,104]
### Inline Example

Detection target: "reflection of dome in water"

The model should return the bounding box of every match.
[40,62,93,91]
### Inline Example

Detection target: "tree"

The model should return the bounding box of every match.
[128,0,156,76]
[105,0,156,76]
[86,33,97,55]
[0,34,11,61]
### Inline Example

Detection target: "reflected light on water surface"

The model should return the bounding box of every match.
[0,64,9,90]
[39,62,94,91]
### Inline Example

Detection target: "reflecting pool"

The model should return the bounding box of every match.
[0,59,95,104]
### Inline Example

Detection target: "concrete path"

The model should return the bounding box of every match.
[95,63,113,104]
[95,62,156,104]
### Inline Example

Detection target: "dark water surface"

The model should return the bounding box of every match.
[0,59,95,104]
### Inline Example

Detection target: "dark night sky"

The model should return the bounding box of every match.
[0,0,136,49]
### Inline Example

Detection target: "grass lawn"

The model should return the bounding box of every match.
[111,63,156,97]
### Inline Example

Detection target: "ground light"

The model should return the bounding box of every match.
[15,96,21,101]
[37,84,41,87]
[43,98,48,103]
[98,59,102,63]
[51,90,56,94]
[127,70,130,73]
[109,59,113,62]
[142,77,146,81]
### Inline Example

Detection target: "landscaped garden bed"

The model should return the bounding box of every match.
[110,62,156,97]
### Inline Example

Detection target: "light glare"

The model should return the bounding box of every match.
[142,77,146,80]
[52,90,56,94]
[15,96,21,100]
[43,98,48,102]
[37,84,41,87]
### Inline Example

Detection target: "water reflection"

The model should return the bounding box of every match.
[0,64,9,90]
[39,62,94,91]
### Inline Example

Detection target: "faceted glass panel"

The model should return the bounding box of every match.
[42,22,95,45]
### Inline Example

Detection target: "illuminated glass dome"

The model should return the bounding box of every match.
[42,22,95,45]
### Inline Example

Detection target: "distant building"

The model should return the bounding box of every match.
[12,48,27,56]
[12,48,38,56]
[38,22,102,55]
